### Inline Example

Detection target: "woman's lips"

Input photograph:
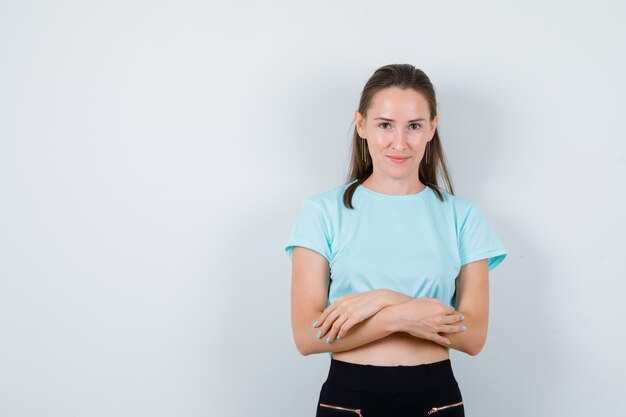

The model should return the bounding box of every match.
[387,156,409,164]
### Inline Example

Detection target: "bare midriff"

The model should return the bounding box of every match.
[332,332,450,366]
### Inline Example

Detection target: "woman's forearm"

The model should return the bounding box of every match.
[298,289,411,356]
[439,311,487,356]
[300,304,400,355]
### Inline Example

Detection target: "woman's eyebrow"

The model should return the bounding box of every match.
[374,117,426,122]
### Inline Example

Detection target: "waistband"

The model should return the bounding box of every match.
[325,357,457,394]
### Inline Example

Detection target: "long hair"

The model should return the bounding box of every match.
[343,64,454,209]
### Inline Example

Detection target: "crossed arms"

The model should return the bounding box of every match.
[290,246,490,356]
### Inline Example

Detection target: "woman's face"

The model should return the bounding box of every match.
[355,87,439,183]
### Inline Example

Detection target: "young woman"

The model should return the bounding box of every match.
[284,64,507,417]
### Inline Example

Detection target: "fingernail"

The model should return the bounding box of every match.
[313,321,318,328]
[461,325,467,331]
[336,335,341,340]
[317,331,322,339]
[461,315,465,321]
[446,340,451,345]
[326,336,332,344]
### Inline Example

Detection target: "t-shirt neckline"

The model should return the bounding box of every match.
[355,182,431,200]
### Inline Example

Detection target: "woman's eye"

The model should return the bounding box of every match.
[410,123,421,129]
[378,122,390,129]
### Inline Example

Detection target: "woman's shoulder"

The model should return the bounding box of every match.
[429,186,477,212]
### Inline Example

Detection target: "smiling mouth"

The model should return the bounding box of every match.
[387,156,410,163]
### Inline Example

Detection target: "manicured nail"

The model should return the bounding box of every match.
[336,335,341,340]
[317,331,322,339]
[460,315,465,321]
[461,325,467,331]
[446,340,451,345]
[326,336,332,344]
[313,321,318,328]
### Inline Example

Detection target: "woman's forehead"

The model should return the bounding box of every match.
[369,87,430,119]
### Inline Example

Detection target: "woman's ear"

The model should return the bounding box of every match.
[354,111,365,138]
[430,114,439,137]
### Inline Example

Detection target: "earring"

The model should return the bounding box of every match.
[425,141,430,164]
[361,138,367,163]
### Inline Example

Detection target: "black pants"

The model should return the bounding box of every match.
[316,357,464,417]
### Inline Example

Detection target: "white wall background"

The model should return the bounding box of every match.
[1,1,625,416]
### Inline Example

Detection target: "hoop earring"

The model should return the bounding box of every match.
[361,138,368,163]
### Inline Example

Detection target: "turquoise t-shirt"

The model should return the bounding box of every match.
[284,180,507,354]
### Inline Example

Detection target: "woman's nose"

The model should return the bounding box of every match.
[392,130,409,149]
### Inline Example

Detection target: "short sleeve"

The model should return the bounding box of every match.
[458,202,508,272]
[284,199,332,263]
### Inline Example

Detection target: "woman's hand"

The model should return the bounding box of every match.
[313,289,402,343]
[392,297,466,346]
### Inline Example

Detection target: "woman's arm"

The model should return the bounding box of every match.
[291,247,405,355]
[440,258,490,355]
